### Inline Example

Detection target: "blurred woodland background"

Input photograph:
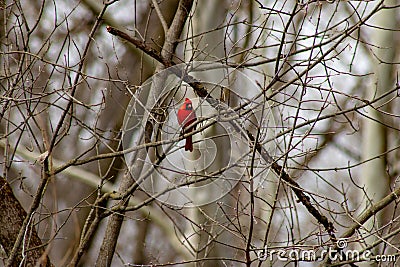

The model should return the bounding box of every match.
[1,0,400,266]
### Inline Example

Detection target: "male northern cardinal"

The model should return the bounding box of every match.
[177,98,197,152]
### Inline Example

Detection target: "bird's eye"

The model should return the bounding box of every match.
[186,103,192,110]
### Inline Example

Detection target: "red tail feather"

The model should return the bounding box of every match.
[185,136,193,152]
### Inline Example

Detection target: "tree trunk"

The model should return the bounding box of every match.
[361,0,397,257]
[95,1,194,266]
[0,176,52,267]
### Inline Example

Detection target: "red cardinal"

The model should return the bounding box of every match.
[177,98,197,152]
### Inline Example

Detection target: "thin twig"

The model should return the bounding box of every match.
[151,0,169,35]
